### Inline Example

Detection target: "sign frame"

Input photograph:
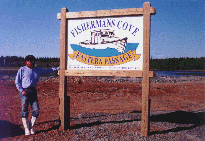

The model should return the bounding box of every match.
[57,2,156,136]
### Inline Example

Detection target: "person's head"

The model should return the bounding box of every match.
[25,55,36,69]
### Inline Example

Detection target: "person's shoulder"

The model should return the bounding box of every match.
[17,66,26,74]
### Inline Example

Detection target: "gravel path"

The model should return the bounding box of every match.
[2,110,204,140]
[27,108,204,140]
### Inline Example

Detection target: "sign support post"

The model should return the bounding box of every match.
[141,2,151,136]
[59,7,70,131]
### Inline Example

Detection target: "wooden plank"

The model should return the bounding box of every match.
[59,7,69,131]
[60,70,155,77]
[141,2,151,137]
[57,7,156,19]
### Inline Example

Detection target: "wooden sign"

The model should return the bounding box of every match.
[57,2,156,136]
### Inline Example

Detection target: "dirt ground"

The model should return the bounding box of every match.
[0,76,204,140]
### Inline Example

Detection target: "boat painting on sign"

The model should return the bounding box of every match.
[79,29,128,53]
[68,17,143,70]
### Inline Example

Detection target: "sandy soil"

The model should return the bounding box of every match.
[0,76,204,140]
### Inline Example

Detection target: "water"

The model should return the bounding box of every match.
[154,71,205,77]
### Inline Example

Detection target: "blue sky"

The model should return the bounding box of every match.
[0,0,204,58]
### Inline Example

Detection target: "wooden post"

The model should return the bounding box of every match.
[59,7,70,131]
[141,2,151,136]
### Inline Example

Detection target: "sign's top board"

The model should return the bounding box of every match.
[57,7,156,19]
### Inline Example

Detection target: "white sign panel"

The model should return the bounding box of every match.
[68,16,143,70]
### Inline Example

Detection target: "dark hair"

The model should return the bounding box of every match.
[25,55,36,62]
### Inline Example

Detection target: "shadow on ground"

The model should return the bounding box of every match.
[0,120,24,139]
[25,111,204,136]
[149,111,204,135]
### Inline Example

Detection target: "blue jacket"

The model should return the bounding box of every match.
[15,66,60,92]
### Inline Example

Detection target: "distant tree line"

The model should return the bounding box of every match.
[0,56,204,70]
[0,56,60,68]
[150,57,204,71]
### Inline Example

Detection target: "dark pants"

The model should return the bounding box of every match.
[19,88,39,118]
